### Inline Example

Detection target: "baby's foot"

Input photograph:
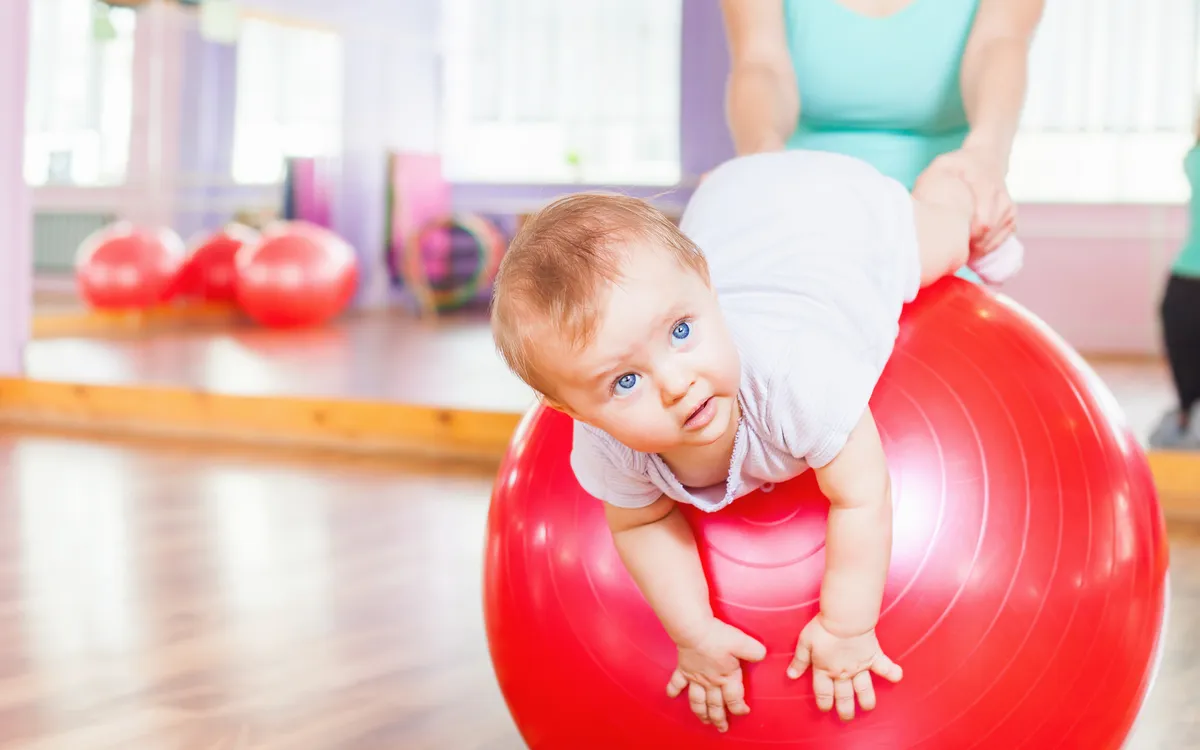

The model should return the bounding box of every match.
[967,236,1024,285]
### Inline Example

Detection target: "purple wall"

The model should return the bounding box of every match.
[170,0,733,301]
[1,0,31,375]
[679,0,735,178]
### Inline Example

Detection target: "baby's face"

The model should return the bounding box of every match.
[541,244,741,455]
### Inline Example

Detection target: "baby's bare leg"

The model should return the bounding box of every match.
[910,167,973,287]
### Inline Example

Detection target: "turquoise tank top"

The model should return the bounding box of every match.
[1176,146,1200,277]
[782,0,980,190]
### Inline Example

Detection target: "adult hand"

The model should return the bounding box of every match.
[922,145,1016,257]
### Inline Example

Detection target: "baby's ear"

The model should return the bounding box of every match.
[537,392,578,419]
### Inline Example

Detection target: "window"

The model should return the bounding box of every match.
[1008,0,1200,203]
[440,0,682,185]
[24,0,137,187]
[231,17,344,185]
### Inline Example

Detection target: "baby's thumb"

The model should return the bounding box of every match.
[735,633,767,662]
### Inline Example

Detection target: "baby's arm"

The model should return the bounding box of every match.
[911,164,975,283]
[606,496,767,733]
[787,408,904,721]
[814,408,893,637]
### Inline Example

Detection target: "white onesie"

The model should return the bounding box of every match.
[569,149,923,513]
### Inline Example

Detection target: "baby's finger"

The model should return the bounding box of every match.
[834,677,856,721]
[666,669,688,699]
[787,643,811,680]
[723,673,750,716]
[733,632,767,662]
[871,652,904,683]
[853,670,876,711]
[813,671,835,713]
[688,682,710,724]
[706,686,728,732]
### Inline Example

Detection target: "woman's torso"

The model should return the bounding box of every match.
[782,0,981,188]
[1177,146,1200,277]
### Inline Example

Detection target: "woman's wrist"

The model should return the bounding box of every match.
[962,129,1015,172]
[738,134,787,156]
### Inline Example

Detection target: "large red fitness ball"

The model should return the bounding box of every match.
[176,223,260,303]
[483,279,1169,750]
[75,222,186,310]
[234,221,358,328]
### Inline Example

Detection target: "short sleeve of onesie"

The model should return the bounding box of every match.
[764,323,882,470]
[569,421,662,509]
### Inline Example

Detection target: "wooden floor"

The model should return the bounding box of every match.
[25,312,536,414]
[0,429,522,749]
[0,429,1193,749]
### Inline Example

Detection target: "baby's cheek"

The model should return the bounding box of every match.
[602,391,646,425]
[627,396,663,425]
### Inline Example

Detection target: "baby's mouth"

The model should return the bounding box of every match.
[684,397,713,426]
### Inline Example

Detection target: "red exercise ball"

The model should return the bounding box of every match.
[176,223,260,303]
[483,278,1169,750]
[234,221,358,328]
[75,222,186,310]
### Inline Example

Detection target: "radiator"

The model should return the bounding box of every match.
[33,212,115,273]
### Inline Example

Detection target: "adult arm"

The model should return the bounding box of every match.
[959,0,1046,167]
[719,0,799,155]
[925,0,1045,257]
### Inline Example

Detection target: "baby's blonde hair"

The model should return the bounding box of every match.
[491,192,709,398]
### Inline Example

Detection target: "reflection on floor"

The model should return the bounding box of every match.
[26,312,537,414]
[32,277,84,315]
[0,429,1191,748]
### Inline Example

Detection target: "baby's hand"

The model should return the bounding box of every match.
[667,618,767,733]
[787,615,903,721]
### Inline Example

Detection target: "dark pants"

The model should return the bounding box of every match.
[1161,273,1200,417]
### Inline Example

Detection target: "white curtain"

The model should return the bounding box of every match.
[1022,0,1196,134]
[24,0,136,186]
[232,17,344,185]
[440,0,682,185]
[1010,0,1200,202]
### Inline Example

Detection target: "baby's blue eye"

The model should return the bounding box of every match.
[672,321,691,341]
[613,373,638,395]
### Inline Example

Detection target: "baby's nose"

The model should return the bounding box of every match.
[660,369,693,404]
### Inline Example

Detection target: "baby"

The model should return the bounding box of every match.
[489,149,1020,732]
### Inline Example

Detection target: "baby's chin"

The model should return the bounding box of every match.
[608,433,679,454]
[614,429,726,455]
